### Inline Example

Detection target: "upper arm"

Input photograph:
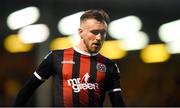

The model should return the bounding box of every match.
[107,63,121,93]
[14,51,54,106]
[35,51,54,81]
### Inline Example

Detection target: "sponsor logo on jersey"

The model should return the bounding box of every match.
[67,73,99,93]
[61,60,75,64]
[96,62,106,72]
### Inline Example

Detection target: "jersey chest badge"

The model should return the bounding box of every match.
[96,62,106,72]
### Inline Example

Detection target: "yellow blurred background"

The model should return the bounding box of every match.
[1,0,180,106]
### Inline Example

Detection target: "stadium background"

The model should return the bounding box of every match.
[0,0,180,106]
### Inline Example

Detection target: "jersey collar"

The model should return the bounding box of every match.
[73,46,99,56]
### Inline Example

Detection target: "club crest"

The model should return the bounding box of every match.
[96,62,106,72]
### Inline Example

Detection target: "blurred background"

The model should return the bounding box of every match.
[1,0,180,106]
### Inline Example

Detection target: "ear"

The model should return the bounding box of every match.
[78,28,83,39]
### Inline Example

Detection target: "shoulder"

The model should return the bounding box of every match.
[97,54,120,73]
[43,47,74,60]
[50,47,73,55]
[97,53,115,65]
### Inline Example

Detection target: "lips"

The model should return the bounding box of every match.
[94,43,100,45]
[93,43,101,47]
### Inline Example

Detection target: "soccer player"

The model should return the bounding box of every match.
[14,9,125,107]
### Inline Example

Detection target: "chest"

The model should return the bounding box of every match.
[59,55,107,83]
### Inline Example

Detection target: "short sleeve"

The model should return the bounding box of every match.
[107,62,121,93]
[34,51,54,81]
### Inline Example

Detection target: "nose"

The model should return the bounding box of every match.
[95,33,102,40]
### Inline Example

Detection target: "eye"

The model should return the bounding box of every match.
[90,30,100,35]
[90,30,106,36]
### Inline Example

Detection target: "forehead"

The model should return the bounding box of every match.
[81,19,107,30]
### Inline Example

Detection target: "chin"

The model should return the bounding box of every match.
[88,46,101,53]
[90,49,99,53]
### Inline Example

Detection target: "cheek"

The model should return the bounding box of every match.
[89,34,97,40]
[85,34,96,41]
[88,36,95,40]
[84,36,95,46]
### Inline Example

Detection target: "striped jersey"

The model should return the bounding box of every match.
[34,47,121,107]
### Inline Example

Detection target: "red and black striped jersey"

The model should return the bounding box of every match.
[34,47,121,107]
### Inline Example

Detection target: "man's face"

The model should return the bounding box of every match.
[79,19,108,53]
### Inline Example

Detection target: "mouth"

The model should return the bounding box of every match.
[92,43,101,47]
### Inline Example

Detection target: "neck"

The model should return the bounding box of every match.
[74,39,98,56]
[76,39,88,53]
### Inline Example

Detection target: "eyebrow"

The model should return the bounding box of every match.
[90,29,107,35]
